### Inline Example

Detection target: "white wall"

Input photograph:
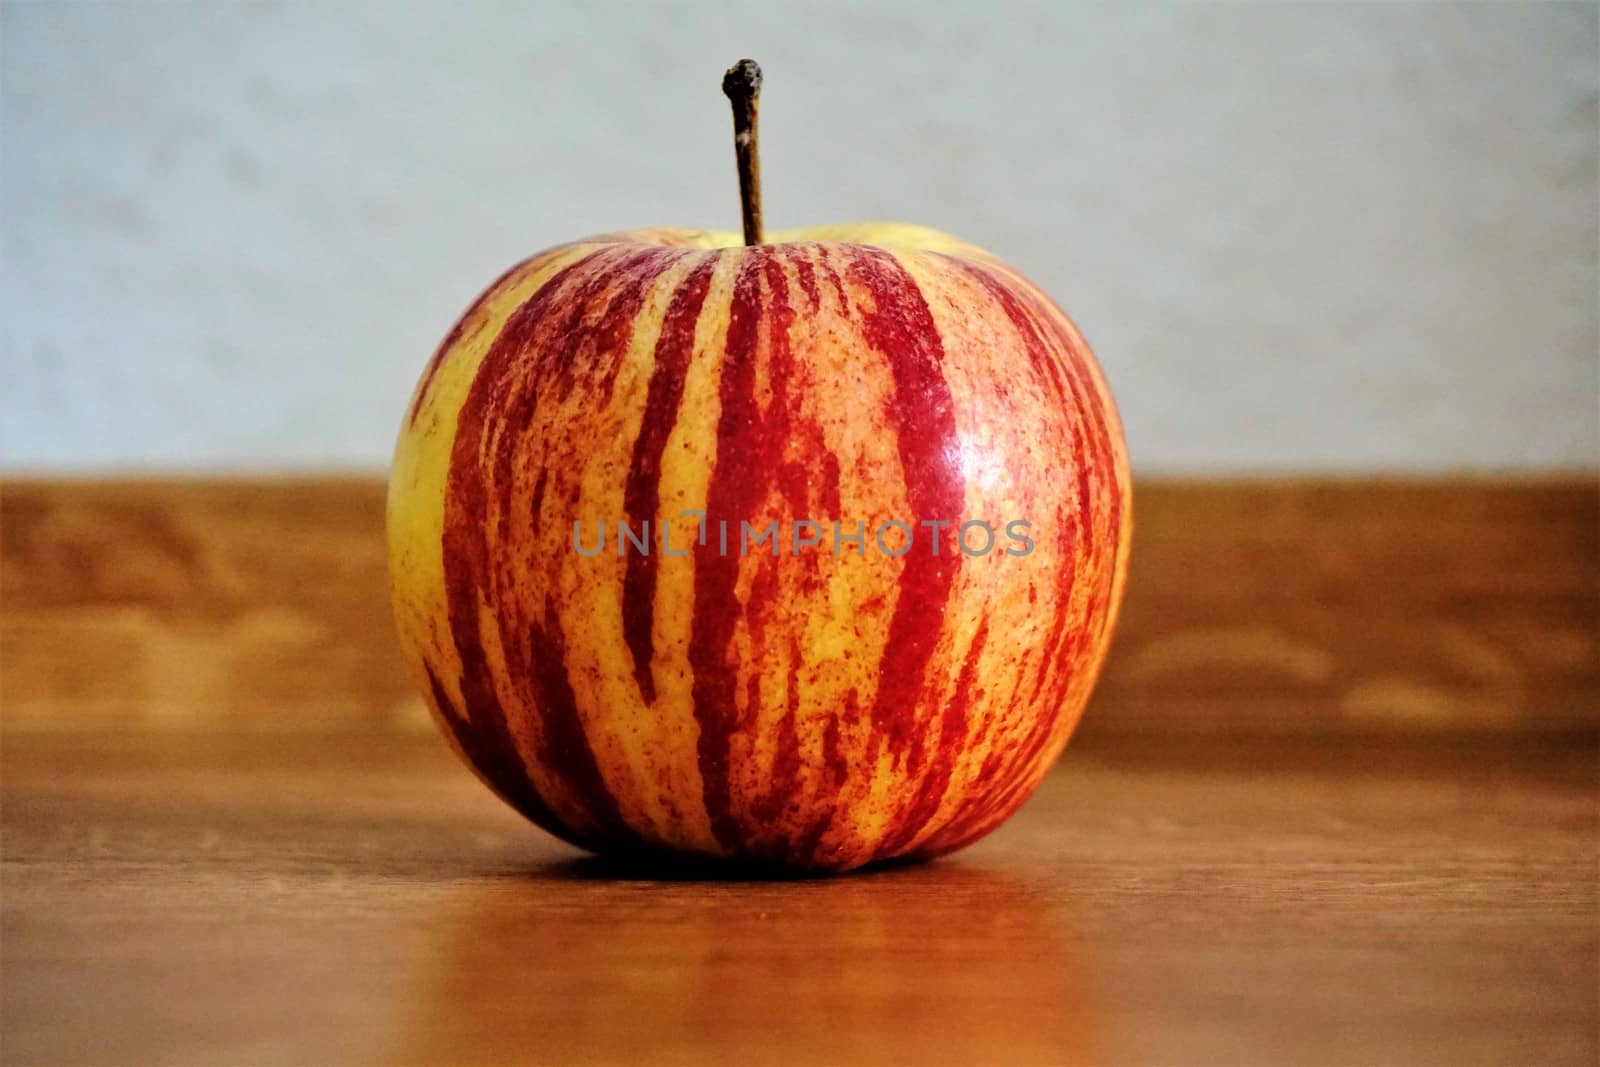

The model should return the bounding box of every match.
[3,1,1596,474]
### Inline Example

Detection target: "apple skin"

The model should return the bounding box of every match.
[389,223,1130,872]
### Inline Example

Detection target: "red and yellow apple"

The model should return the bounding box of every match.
[387,67,1129,872]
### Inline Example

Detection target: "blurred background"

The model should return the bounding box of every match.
[4,0,1596,475]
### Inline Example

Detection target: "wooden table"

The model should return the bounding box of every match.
[4,729,1594,1066]
[4,478,1595,1063]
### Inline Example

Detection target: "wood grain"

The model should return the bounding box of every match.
[2,730,1594,1066]
[3,477,1595,736]
[1089,479,1599,737]
[4,479,1596,1064]
[2,479,403,732]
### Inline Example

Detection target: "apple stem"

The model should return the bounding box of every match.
[722,59,764,246]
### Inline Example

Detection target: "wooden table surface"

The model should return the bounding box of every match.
[3,729,1595,1067]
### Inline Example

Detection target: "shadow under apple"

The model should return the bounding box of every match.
[386,856,1105,1066]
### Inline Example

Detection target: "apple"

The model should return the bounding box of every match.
[388,61,1130,872]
